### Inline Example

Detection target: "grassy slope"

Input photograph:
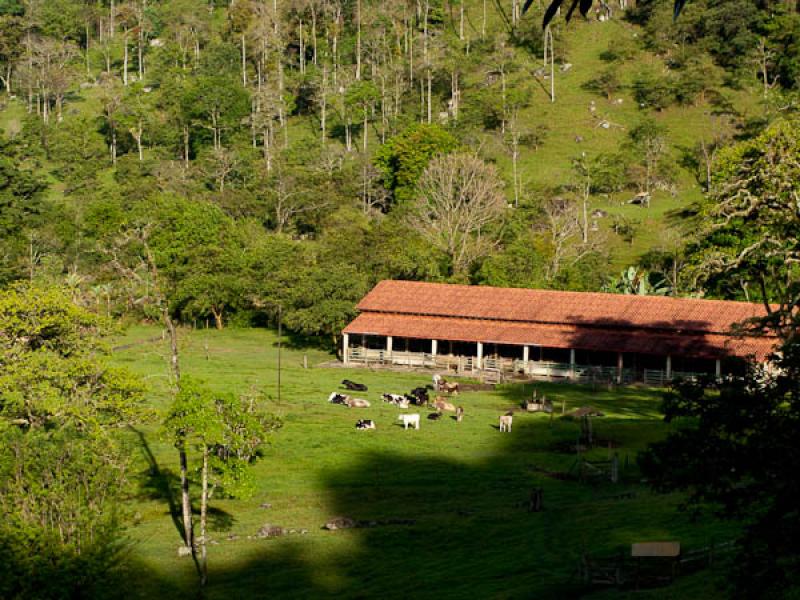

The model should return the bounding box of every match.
[0,12,764,275]
[114,325,737,599]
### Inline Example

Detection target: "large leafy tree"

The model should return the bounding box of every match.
[690,119,800,325]
[0,133,47,283]
[640,118,800,598]
[0,283,145,598]
[373,123,459,205]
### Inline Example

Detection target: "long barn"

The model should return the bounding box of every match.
[341,280,777,384]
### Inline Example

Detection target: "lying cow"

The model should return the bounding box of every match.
[398,414,420,430]
[382,393,406,404]
[342,379,368,392]
[355,419,376,430]
[346,397,370,408]
[433,397,457,412]
[499,414,513,433]
[408,387,429,406]
[428,412,442,421]
[328,392,349,405]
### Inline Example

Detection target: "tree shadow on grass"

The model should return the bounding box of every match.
[133,427,185,542]
[197,417,682,599]
[128,410,721,599]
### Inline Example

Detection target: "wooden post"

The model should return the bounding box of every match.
[431,339,438,357]
[611,452,619,483]
[343,333,350,365]
[386,335,393,358]
[523,345,529,373]
[715,359,721,379]
[570,348,576,379]
[617,352,623,384]
[303,354,308,369]
[477,342,483,371]
[666,354,672,380]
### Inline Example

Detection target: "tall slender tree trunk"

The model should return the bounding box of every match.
[123,30,129,85]
[163,310,193,553]
[355,0,362,79]
[199,446,209,586]
[242,34,247,86]
[321,65,327,146]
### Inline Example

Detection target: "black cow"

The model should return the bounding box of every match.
[342,379,368,392]
[427,412,442,421]
[408,387,429,406]
[355,419,376,430]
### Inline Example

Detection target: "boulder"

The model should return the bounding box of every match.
[324,516,356,530]
[257,524,286,538]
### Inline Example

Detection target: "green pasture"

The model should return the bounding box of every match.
[113,325,736,599]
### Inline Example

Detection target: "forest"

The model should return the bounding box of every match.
[1,0,800,597]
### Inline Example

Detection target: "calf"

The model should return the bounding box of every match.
[346,397,370,408]
[398,414,420,430]
[328,392,350,405]
[433,397,456,412]
[355,419,376,430]
[342,379,368,392]
[456,406,464,423]
[428,412,442,421]
[499,415,513,433]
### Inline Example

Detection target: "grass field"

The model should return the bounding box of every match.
[112,325,737,599]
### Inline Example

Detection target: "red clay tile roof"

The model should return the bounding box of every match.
[343,281,778,360]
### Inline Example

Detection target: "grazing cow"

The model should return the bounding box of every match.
[346,397,370,408]
[499,415,513,433]
[328,392,350,405]
[440,381,459,395]
[355,419,376,430]
[398,414,420,430]
[433,397,456,412]
[342,379,368,392]
[428,412,442,421]
[456,406,464,423]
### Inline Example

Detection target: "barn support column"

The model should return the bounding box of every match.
[569,348,576,379]
[617,352,623,384]
[477,342,484,370]
[343,333,350,365]
[431,339,438,357]
[523,346,530,373]
[666,355,672,380]
[386,336,393,357]
[715,359,721,379]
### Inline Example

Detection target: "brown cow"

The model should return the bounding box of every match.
[346,397,371,408]
[440,382,460,395]
[433,397,456,412]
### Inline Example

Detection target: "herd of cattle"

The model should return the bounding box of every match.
[330,378,512,432]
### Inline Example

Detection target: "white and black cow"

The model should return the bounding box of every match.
[355,419,376,430]
[328,392,349,405]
